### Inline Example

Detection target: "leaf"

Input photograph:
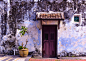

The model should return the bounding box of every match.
[22,33,24,35]
[19,26,28,36]
[19,29,22,30]
[22,31,25,35]
[25,28,28,30]
[21,26,25,29]
[21,26,23,29]
[25,30,27,31]
[20,31,23,33]
[24,26,25,28]
[18,46,23,50]
[24,31,25,34]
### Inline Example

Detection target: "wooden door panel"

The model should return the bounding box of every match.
[43,42,49,57]
[42,25,57,58]
[49,41,55,57]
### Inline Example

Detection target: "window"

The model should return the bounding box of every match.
[44,33,48,40]
[73,14,82,25]
[74,16,79,22]
[51,33,54,40]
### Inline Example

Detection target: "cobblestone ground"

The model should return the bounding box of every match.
[0,55,31,61]
[29,58,86,61]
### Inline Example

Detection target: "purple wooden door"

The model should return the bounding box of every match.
[42,25,57,58]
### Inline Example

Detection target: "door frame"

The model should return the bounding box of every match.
[42,25,57,58]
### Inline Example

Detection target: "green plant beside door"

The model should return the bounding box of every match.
[18,26,29,57]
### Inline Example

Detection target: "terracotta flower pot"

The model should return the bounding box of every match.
[19,49,29,57]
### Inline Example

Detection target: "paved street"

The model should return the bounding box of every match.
[1,55,86,61]
[29,57,86,61]
[0,55,31,61]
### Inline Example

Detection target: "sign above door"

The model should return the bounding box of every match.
[36,11,65,20]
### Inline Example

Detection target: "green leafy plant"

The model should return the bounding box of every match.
[19,26,28,37]
[18,46,23,50]
[18,26,28,50]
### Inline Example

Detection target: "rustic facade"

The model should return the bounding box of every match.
[0,0,86,57]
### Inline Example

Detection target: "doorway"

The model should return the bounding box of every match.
[42,25,57,58]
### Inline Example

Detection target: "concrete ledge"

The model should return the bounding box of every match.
[58,57,86,59]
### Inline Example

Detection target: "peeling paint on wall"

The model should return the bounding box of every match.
[58,22,86,55]
[0,0,86,57]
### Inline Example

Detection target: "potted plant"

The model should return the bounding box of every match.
[18,26,29,57]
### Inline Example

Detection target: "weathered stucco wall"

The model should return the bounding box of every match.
[16,16,86,57]
[1,0,86,56]
[58,18,86,56]
[16,20,42,52]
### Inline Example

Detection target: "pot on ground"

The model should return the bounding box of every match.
[19,49,29,57]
